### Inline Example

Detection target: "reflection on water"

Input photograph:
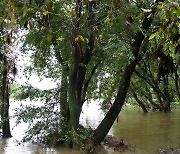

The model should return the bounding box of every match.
[0,101,180,154]
[113,106,180,154]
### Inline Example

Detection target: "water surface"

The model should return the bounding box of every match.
[0,101,179,154]
[113,106,180,153]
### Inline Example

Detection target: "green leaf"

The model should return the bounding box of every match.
[104,17,110,24]
[47,33,53,42]
[176,8,180,16]
[157,2,163,9]
[27,8,34,12]
[169,42,175,53]
[0,17,3,24]
[149,33,157,40]
[56,37,64,41]
[43,11,48,16]
[79,35,85,42]
[172,26,178,34]
[161,33,165,38]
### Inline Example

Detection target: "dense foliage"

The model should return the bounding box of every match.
[0,0,179,150]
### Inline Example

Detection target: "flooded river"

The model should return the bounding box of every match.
[0,101,180,154]
[113,106,180,153]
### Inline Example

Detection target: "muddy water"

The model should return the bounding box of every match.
[0,101,180,154]
[113,106,180,153]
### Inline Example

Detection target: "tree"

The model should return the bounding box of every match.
[0,0,19,138]
[0,54,12,138]
[0,1,14,138]
[130,82,148,113]
[13,0,176,149]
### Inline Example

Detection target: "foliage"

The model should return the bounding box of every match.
[14,102,69,145]
[149,1,179,59]
[14,100,93,147]
[0,0,179,148]
[10,83,55,101]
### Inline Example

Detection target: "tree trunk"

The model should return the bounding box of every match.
[163,75,171,112]
[174,66,180,100]
[93,0,165,144]
[1,86,12,138]
[1,57,12,138]
[68,68,82,148]
[67,0,97,148]
[59,65,70,121]
[130,85,148,113]
[94,59,139,144]
[143,86,161,110]
[134,69,166,110]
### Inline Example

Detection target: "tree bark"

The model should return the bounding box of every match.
[1,56,12,138]
[163,75,171,112]
[93,0,165,144]
[94,59,139,144]
[130,85,148,113]
[134,69,165,110]
[68,0,97,141]
[143,87,161,110]
[174,65,180,100]
[59,65,70,121]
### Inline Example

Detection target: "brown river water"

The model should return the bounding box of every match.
[0,100,180,154]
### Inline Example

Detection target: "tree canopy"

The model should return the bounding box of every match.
[0,0,179,150]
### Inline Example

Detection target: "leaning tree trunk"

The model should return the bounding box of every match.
[1,57,12,138]
[134,69,166,111]
[144,86,161,110]
[130,85,148,113]
[94,0,164,144]
[94,58,140,144]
